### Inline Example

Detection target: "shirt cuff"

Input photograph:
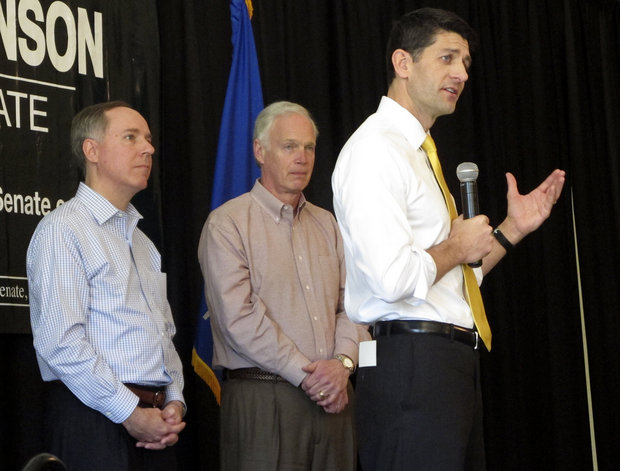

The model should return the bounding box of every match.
[101,384,140,424]
[279,353,311,387]
[408,249,437,302]
[165,384,186,413]
[334,339,362,365]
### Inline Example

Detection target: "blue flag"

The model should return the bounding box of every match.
[192,0,263,404]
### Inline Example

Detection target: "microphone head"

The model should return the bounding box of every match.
[456,162,479,182]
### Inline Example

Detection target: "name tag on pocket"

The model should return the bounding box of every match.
[358,340,377,367]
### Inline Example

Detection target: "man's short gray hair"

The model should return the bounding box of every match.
[253,101,319,149]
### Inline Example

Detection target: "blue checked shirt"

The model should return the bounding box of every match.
[27,183,185,423]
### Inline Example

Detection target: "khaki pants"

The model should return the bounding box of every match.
[220,377,356,471]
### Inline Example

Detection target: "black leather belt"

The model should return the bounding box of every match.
[223,367,288,383]
[373,320,480,350]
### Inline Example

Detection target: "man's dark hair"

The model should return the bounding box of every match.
[385,8,478,83]
[70,100,132,178]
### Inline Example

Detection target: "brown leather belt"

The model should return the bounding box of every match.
[125,383,167,408]
[224,367,287,383]
[51,380,167,408]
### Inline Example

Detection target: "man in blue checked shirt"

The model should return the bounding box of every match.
[27,101,186,471]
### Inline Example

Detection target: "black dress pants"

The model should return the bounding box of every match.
[356,333,486,471]
[44,381,178,471]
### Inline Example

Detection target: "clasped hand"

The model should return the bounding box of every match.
[301,359,350,414]
[123,400,186,450]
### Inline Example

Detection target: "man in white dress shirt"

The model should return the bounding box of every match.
[332,8,565,471]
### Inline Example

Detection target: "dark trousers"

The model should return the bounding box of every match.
[44,381,178,471]
[356,333,486,471]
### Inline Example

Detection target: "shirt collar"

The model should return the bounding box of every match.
[75,182,143,225]
[250,179,307,223]
[377,96,429,151]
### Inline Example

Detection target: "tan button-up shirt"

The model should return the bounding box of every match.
[198,181,368,386]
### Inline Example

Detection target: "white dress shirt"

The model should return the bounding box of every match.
[332,96,480,328]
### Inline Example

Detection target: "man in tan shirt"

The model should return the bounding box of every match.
[198,101,369,471]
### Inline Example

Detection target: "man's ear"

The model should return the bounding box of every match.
[82,138,98,164]
[391,49,412,79]
[253,139,265,166]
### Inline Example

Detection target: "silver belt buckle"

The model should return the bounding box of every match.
[474,331,480,350]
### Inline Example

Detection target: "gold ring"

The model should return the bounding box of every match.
[319,391,326,399]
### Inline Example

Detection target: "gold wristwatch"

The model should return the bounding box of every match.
[335,353,356,375]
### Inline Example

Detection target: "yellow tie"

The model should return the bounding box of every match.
[421,135,492,350]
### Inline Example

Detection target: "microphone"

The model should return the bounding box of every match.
[456,162,482,268]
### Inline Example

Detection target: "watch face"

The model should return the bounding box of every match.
[337,354,354,371]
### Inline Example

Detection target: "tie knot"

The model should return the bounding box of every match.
[421,135,437,155]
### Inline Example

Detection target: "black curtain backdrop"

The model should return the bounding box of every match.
[3,0,620,469]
